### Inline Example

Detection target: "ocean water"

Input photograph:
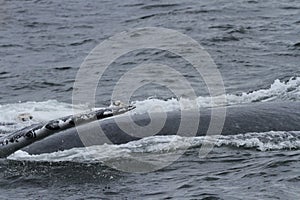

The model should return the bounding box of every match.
[0,0,300,199]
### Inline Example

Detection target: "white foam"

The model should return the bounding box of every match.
[225,77,300,104]
[132,77,300,113]
[0,100,88,133]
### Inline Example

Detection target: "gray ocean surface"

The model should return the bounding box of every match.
[0,0,300,199]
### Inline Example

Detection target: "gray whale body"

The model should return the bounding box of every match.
[23,102,300,155]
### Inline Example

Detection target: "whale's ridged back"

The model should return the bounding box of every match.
[23,102,300,155]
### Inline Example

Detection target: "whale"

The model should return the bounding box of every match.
[23,101,300,155]
[1,101,300,157]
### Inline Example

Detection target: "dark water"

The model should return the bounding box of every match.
[1,0,299,104]
[0,0,300,199]
[1,149,299,199]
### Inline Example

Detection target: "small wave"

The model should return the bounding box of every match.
[280,6,300,10]
[141,4,180,10]
[209,35,240,42]
[121,3,145,8]
[69,39,94,46]
[209,24,250,34]
[72,25,94,29]
[185,9,217,14]
[23,21,59,28]
[124,12,167,23]
[7,131,300,162]
[0,71,9,75]
[54,66,73,71]
[0,44,23,48]
[209,24,235,30]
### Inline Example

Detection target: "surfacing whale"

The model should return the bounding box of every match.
[1,102,300,157]
[24,102,300,155]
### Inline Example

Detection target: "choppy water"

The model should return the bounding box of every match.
[0,0,300,199]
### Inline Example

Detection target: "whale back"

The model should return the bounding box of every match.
[23,102,300,155]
